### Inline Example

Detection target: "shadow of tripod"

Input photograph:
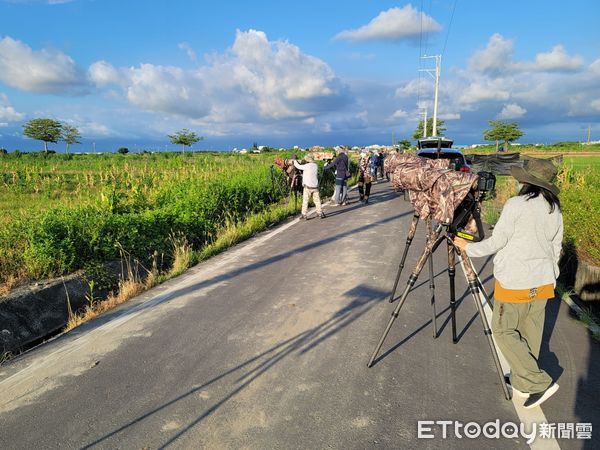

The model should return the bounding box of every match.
[367,220,511,401]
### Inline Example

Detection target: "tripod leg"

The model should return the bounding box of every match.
[368,226,444,367]
[427,220,437,338]
[460,253,511,400]
[428,254,437,338]
[389,214,420,303]
[448,242,457,344]
[474,271,493,311]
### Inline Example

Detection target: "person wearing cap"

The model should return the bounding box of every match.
[454,159,563,409]
[357,151,374,204]
[324,146,350,205]
[293,154,326,220]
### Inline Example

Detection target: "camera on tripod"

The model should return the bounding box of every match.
[368,165,510,400]
[448,171,496,243]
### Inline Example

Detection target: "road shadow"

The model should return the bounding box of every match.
[372,252,496,365]
[81,284,387,449]
[323,189,398,218]
[71,210,412,336]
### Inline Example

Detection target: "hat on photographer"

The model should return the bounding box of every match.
[510,159,559,196]
[304,153,315,162]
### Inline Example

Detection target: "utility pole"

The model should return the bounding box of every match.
[588,125,591,144]
[419,55,442,136]
[423,109,428,138]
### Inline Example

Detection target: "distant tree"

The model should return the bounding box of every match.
[483,120,524,151]
[398,140,411,151]
[23,118,62,153]
[61,124,81,154]
[168,129,203,153]
[0,148,7,155]
[117,147,129,154]
[412,118,446,140]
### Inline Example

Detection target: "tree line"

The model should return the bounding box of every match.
[19,118,203,154]
[410,117,524,150]
[18,116,524,154]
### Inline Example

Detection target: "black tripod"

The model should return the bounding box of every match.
[387,214,493,343]
[367,222,511,400]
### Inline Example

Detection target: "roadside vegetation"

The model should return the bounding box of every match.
[482,157,600,266]
[0,151,337,297]
[463,142,600,154]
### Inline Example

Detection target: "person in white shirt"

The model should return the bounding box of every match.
[454,158,563,409]
[293,154,326,220]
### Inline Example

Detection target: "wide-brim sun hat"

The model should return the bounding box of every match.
[510,158,559,196]
[304,153,314,162]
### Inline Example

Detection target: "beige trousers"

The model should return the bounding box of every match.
[302,186,322,216]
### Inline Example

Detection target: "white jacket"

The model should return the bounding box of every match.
[293,160,319,188]
[466,195,563,289]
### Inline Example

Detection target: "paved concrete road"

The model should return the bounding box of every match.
[0,182,598,449]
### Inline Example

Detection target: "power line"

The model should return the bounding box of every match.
[416,0,425,111]
[441,0,458,57]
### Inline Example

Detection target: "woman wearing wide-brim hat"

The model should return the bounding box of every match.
[454,158,563,409]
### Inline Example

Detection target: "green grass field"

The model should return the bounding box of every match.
[0,150,596,296]
[563,155,600,171]
[0,151,342,293]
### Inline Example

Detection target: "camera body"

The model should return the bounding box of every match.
[449,171,496,242]
[477,171,496,194]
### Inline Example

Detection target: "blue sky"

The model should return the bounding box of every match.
[1,0,599,151]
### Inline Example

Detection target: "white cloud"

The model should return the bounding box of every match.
[178,42,197,62]
[335,5,441,42]
[497,103,527,119]
[439,112,460,121]
[127,64,210,118]
[0,93,24,122]
[91,29,350,122]
[391,109,408,119]
[534,45,583,71]
[395,78,432,97]
[469,33,516,74]
[591,99,600,111]
[77,121,114,137]
[470,34,585,75]
[456,79,511,105]
[88,61,124,86]
[0,37,86,93]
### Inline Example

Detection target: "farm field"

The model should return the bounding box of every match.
[0,151,338,295]
[563,155,600,170]
[0,150,597,297]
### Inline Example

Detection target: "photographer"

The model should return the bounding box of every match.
[293,154,326,220]
[454,159,563,409]
[357,151,374,204]
[324,146,350,205]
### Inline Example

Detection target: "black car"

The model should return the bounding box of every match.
[416,137,471,172]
